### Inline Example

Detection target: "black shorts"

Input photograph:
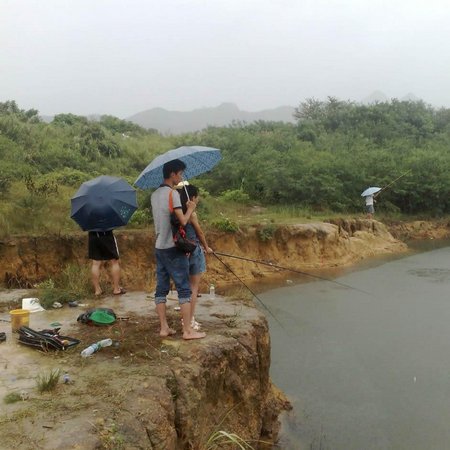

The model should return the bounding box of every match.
[88,231,120,260]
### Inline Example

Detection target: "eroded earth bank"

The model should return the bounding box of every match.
[0,219,448,449]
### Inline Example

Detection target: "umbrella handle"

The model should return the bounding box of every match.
[181,177,190,201]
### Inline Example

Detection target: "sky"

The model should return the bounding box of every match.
[1,0,450,118]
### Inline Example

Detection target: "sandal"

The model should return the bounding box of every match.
[113,287,127,295]
[181,319,201,331]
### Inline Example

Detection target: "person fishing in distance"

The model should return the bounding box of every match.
[365,192,378,219]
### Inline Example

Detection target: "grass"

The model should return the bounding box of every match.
[199,403,273,450]
[0,181,77,237]
[36,368,61,393]
[206,430,255,449]
[35,263,92,308]
[91,418,125,450]
[3,392,22,404]
[0,179,448,239]
[0,408,35,425]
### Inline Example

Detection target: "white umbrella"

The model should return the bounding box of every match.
[361,186,381,197]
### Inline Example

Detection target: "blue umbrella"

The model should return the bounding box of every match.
[361,186,382,197]
[134,146,221,189]
[71,176,137,231]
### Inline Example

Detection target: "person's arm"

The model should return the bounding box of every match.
[171,189,197,226]
[173,200,196,226]
[190,212,213,253]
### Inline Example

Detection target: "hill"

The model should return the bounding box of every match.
[127,102,296,134]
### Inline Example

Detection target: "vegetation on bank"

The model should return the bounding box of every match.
[0,98,449,237]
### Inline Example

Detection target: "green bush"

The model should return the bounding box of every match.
[129,208,153,226]
[257,224,276,242]
[46,168,91,187]
[219,189,250,204]
[212,216,239,232]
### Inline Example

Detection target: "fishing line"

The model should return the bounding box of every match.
[212,252,286,330]
[214,251,372,296]
[379,169,412,194]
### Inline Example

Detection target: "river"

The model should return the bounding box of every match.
[260,242,450,450]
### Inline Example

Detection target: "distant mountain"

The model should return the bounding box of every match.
[361,90,389,104]
[127,103,296,134]
[361,91,422,104]
[39,115,53,123]
[401,92,420,102]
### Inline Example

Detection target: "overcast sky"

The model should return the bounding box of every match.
[1,0,450,118]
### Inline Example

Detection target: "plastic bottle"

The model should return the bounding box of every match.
[98,338,113,348]
[209,284,216,299]
[80,338,113,357]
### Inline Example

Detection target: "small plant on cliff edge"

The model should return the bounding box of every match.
[212,214,239,232]
[206,430,255,449]
[257,224,276,242]
[200,404,271,450]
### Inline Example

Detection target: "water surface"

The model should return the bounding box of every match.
[261,244,450,449]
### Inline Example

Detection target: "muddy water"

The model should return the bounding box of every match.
[261,242,450,450]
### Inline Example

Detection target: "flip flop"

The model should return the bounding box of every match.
[113,287,127,295]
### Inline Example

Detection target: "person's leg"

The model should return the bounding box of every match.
[91,260,103,295]
[189,273,201,327]
[168,249,205,340]
[155,249,175,337]
[109,259,122,294]
[188,247,206,328]
[179,301,205,339]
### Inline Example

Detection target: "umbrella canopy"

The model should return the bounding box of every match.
[134,146,221,189]
[71,176,137,231]
[361,186,382,197]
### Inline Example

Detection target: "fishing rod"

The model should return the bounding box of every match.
[212,252,286,330]
[214,251,372,296]
[377,169,412,195]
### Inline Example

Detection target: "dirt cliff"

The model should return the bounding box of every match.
[0,219,408,293]
[0,293,289,449]
[0,218,438,449]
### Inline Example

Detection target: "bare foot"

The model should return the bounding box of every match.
[94,290,103,297]
[160,328,176,337]
[183,330,206,340]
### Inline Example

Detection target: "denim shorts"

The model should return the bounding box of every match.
[366,204,375,214]
[154,247,191,305]
[189,246,206,275]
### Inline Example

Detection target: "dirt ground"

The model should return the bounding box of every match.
[0,288,259,449]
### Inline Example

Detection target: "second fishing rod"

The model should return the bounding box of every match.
[213,251,372,295]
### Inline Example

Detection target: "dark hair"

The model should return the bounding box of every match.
[163,159,186,179]
[179,184,199,214]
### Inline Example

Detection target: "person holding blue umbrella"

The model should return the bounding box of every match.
[150,159,206,340]
[137,146,221,339]
[71,175,137,296]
